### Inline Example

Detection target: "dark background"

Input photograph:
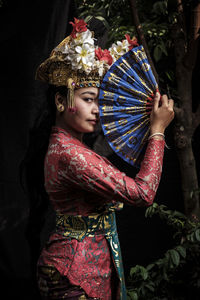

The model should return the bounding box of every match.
[0,0,198,299]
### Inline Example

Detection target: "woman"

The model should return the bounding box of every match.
[35,18,174,299]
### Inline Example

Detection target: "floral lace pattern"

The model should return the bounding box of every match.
[38,126,165,299]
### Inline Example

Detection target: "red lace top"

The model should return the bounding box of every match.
[38,126,165,299]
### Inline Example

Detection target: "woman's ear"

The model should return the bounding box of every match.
[55,92,66,107]
[55,92,67,113]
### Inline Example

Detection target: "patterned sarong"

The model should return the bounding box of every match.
[55,208,127,300]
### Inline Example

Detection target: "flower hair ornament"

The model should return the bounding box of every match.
[35,18,138,109]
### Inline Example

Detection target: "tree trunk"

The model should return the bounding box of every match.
[173,1,200,217]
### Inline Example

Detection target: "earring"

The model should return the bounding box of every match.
[57,104,65,112]
[67,107,77,113]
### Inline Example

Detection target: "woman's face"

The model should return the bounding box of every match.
[56,87,100,140]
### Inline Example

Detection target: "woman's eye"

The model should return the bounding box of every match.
[84,98,93,102]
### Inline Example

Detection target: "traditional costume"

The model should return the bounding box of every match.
[35,18,165,299]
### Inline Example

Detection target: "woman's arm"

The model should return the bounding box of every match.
[58,137,163,207]
[57,93,174,207]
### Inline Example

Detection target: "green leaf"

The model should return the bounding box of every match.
[130,265,148,280]
[95,16,110,29]
[127,290,138,300]
[156,258,164,266]
[145,205,154,218]
[169,249,180,266]
[141,267,148,280]
[145,282,155,292]
[146,263,154,271]
[84,16,93,23]
[130,267,136,277]
[130,265,141,277]
[187,233,195,242]
[176,245,186,258]
[172,210,186,219]
[152,203,159,209]
[145,203,159,217]
[195,229,200,241]
[127,294,132,300]
[165,71,172,81]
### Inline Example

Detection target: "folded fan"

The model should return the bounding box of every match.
[99,45,158,168]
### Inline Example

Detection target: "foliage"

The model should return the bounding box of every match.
[127,203,200,299]
[75,0,182,96]
[76,0,136,45]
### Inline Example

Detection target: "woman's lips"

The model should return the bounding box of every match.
[88,119,98,125]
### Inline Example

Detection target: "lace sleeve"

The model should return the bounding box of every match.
[58,138,165,206]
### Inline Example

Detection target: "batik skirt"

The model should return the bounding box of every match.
[37,264,99,299]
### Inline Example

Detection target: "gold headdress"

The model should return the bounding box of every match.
[35,18,138,108]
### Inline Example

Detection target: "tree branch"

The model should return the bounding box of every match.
[184,3,200,70]
[177,0,187,34]
[129,0,159,83]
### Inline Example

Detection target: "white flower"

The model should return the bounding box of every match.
[121,39,130,51]
[94,60,105,77]
[67,43,95,74]
[71,29,94,47]
[109,39,130,61]
[75,44,95,64]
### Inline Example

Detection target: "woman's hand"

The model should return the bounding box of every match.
[150,92,174,135]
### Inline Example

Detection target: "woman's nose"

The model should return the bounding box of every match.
[92,100,99,114]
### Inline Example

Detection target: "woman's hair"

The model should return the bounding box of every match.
[20,85,68,270]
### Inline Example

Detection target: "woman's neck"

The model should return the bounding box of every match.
[55,120,83,142]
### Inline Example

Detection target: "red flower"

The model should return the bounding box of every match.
[70,18,88,38]
[125,34,139,50]
[95,48,113,65]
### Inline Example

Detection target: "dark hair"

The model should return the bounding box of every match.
[20,85,68,273]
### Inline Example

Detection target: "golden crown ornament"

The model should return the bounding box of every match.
[35,18,138,108]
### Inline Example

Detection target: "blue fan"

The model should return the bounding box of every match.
[99,45,158,168]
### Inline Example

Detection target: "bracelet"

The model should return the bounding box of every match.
[148,132,170,149]
[148,133,165,140]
